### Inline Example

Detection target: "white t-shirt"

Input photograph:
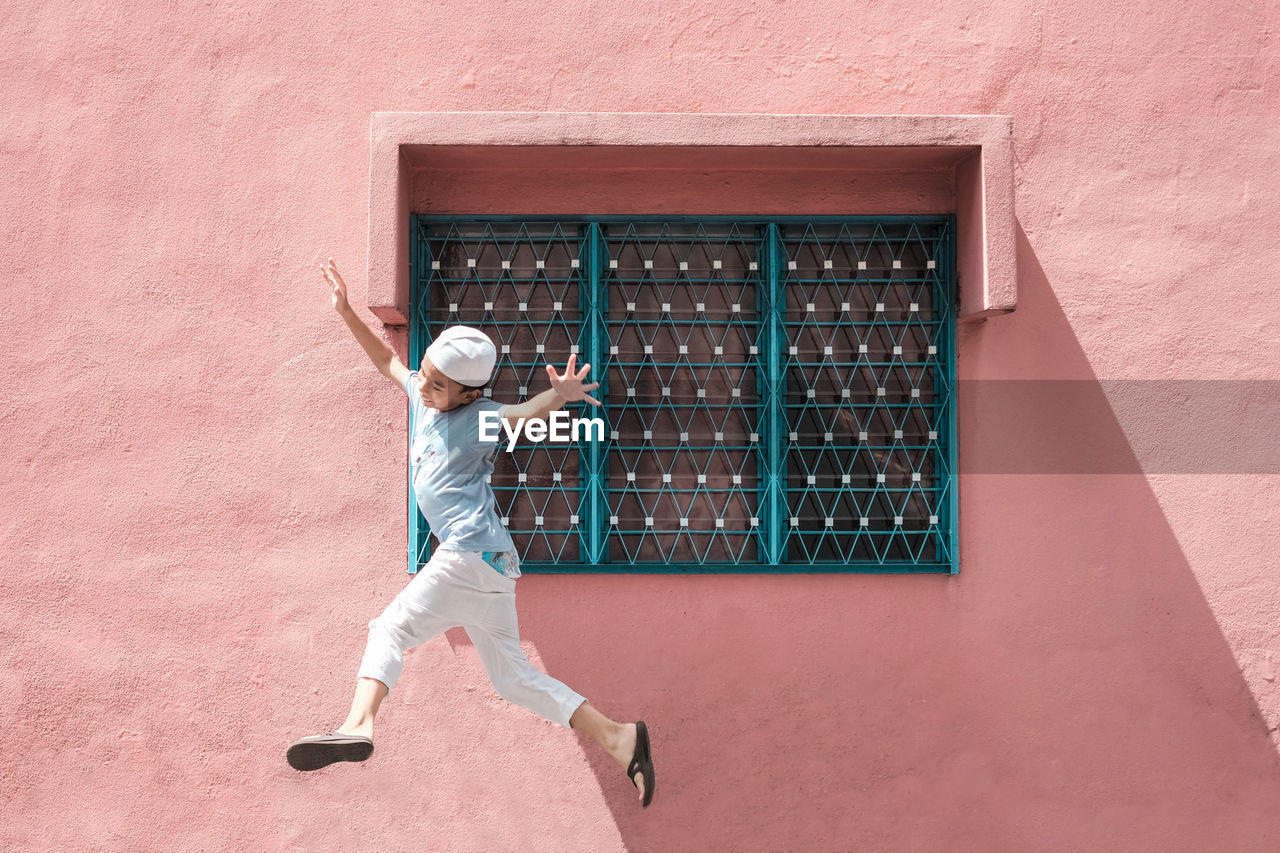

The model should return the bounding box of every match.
[403,370,520,575]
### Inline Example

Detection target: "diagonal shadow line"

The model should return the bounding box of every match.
[514,221,1280,851]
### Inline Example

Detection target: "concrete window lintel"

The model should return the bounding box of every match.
[367,111,1015,325]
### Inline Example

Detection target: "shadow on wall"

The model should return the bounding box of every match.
[516,223,1280,851]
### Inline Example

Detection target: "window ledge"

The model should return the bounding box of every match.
[367,111,1016,325]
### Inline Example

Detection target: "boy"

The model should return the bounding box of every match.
[286,258,655,808]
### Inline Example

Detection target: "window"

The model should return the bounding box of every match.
[409,216,956,574]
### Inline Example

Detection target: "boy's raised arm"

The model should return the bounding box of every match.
[321,257,411,389]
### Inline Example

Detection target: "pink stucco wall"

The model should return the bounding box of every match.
[4,1,1279,851]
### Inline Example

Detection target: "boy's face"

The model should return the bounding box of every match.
[418,355,482,412]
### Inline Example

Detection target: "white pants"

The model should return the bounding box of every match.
[356,547,587,728]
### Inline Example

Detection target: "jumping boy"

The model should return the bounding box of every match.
[286,258,655,808]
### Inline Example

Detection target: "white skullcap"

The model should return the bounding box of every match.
[425,325,497,387]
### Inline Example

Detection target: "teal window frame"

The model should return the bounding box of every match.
[409,215,958,575]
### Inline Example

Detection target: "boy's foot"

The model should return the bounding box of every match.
[286,731,374,771]
[620,721,655,807]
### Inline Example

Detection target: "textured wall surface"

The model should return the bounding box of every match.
[3,1,1279,851]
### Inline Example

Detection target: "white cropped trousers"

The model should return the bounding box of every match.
[356,547,587,728]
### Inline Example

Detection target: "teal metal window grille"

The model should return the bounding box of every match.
[409,216,957,574]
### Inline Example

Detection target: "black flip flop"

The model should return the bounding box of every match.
[286,731,374,772]
[626,720,656,807]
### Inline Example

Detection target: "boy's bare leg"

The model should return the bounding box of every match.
[336,676,388,738]
[569,701,646,803]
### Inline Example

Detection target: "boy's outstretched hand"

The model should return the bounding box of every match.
[546,354,602,406]
[321,257,350,313]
